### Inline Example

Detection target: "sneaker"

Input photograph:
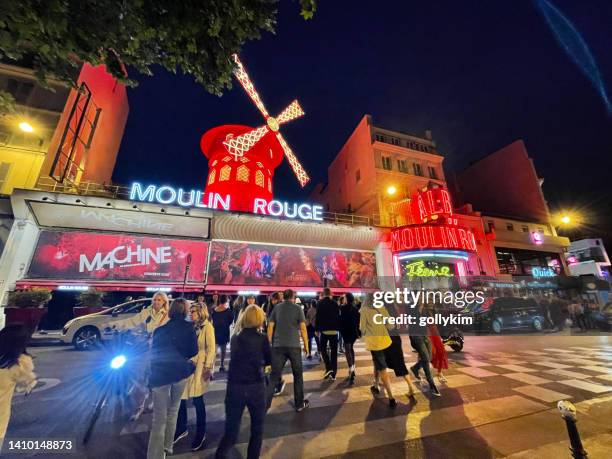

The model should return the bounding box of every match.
[430,386,442,397]
[273,380,286,396]
[389,398,397,409]
[307,354,312,360]
[173,430,188,445]
[370,385,381,396]
[323,370,333,380]
[191,433,206,451]
[349,371,356,385]
[296,399,310,412]
[329,373,336,381]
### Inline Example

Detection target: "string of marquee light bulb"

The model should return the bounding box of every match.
[222,54,310,187]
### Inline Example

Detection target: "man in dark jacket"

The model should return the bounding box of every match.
[315,287,341,380]
[148,299,198,459]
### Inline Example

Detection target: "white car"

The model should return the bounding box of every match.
[61,298,152,350]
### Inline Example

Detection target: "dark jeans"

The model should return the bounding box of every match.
[176,395,206,437]
[320,333,338,375]
[266,347,304,407]
[306,325,319,355]
[409,335,436,388]
[215,382,266,459]
[343,340,356,369]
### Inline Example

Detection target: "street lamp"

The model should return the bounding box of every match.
[386,185,397,196]
[18,121,34,133]
[560,215,571,225]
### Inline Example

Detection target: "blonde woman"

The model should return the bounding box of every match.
[112,291,170,420]
[216,306,271,459]
[174,303,216,451]
[113,291,170,335]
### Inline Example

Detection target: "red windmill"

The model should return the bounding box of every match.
[200,55,309,212]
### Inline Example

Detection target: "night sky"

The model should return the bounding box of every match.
[113,1,612,240]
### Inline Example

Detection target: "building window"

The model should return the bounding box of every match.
[255,170,265,187]
[382,156,392,170]
[347,203,352,212]
[391,137,400,146]
[506,223,514,231]
[521,225,529,233]
[428,166,437,179]
[219,165,231,181]
[236,165,249,182]
[355,169,361,183]
[207,169,216,185]
[413,163,423,176]
[397,160,408,173]
[0,162,12,190]
[7,79,34,104]
[487,220,495,232]
[375,134,385,142]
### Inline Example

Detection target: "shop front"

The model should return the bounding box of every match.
[390,186,490,288]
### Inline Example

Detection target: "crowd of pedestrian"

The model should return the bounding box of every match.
[0,288,458,458]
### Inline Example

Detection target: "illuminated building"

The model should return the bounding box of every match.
[0,61,129,194]
[566,238,611,279]
[449,140,570,277]
[311,115,444,227]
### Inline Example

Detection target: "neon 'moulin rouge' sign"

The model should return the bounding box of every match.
[129,183,324,222]
[391,224,477,252]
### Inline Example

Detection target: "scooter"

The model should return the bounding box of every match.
[441,328,464,352]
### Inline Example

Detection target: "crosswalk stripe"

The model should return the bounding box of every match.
[512,385,572,403]
[557,379,612,394]
[187,395,547,459]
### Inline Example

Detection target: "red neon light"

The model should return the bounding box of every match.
[391,224,477,253]
[410,188,453,224]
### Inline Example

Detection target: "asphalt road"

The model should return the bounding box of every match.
[3,332,612,459]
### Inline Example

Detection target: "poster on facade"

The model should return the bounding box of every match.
[28,230,209,282]
[208,241,378,288]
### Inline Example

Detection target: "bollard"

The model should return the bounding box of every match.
[557,400,588,459]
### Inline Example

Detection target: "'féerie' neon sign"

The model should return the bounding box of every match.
[404,260,454,278]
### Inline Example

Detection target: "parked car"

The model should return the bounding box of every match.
[473,297,545,334]
[591,302,612,331]
[61,298,152,350]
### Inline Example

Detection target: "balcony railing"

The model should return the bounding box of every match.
[33,178,377,227]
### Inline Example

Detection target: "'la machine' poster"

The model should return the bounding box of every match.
[28,230,209,282]
[208,241,377,288]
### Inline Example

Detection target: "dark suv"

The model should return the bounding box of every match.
[474,297,546,334]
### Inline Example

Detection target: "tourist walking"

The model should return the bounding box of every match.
[0,325,37,450]
[339,293,360,384]
[216,306,271,459]
[147,299,198,459]
[174,303,216,451]
[409,303,441,397]
[426,309,448,383]
[305,300,320,360]
[232,296,245,324]
[266,289,310,411]
[212,295,233,372]
[359,294,397,408]
[315,287,340,380]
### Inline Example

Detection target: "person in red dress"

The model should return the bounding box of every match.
[427,310,448,383]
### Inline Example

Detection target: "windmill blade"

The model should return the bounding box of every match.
[223,125,270,159]
[276,100,305,125]
[232,54,270,118]
[276,133,310,187]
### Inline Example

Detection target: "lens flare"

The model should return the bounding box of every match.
[110,355,126,369]
[534,0,611,114]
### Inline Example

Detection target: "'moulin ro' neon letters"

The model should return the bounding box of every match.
[391,224,477,252]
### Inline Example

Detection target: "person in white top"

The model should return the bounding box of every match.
[0,325,37,449]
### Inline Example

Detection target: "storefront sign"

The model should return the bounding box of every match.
[391,224,477,253]
[531,231,544,245]
[403,260,454,278]
[531,266,555,278]
[129,183,323,221]
[28,230,208,282]
[208,241,377,288]
[29,201,210,238]
[410,187,453,224]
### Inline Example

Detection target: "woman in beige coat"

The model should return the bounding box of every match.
[174,303,216,451]
[0,325,37,450]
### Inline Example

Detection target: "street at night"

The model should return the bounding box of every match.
[5,334,612,458]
